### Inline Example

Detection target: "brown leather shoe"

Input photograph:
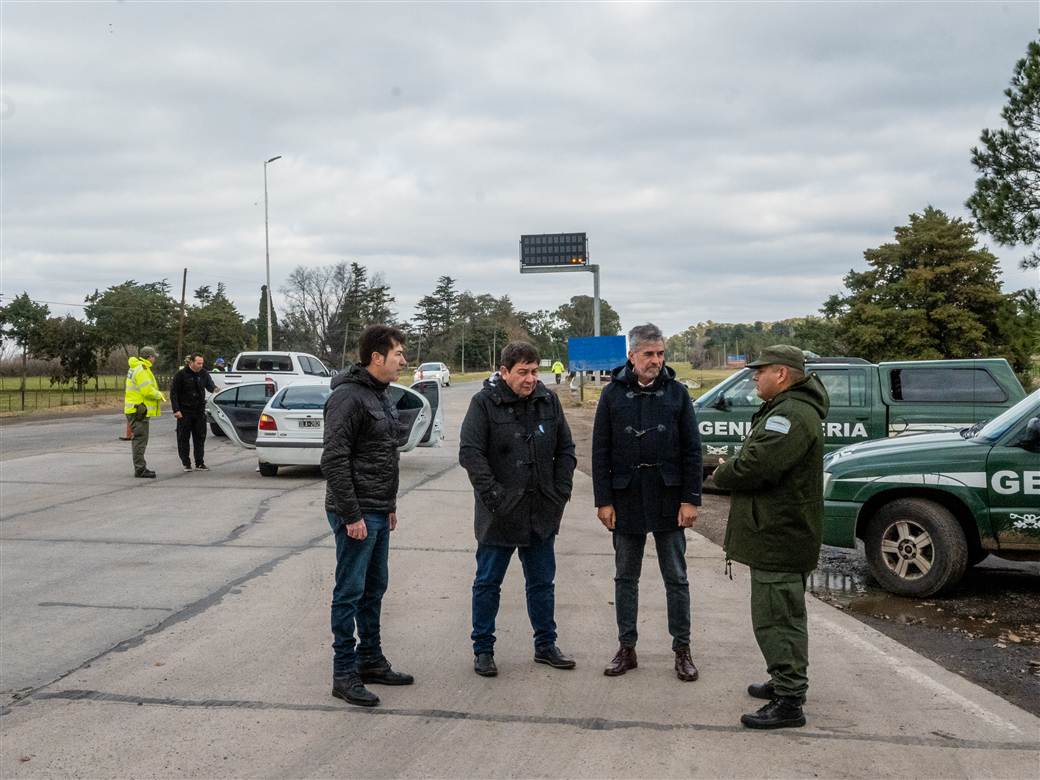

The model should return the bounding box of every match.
[603,646,637,677]
[675,647,699,682]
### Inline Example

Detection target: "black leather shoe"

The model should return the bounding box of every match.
[604,646,638,676]
[675,647,699,682]
[332,674,380,707]
[534,645,576,669]
[194,463,209,471]
[748,681,806,703]
[359,658,414,686]
[740,697,806,730]
[474,653,498,677]
[135,469,156,479]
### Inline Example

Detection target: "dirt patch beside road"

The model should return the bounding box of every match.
[557,389,1040,716]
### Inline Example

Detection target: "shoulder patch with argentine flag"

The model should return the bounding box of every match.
[764,415,792,434]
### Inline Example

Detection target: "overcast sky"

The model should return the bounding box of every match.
[2,1,1037,338]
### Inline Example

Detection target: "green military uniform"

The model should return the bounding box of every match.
[713,346,829,702]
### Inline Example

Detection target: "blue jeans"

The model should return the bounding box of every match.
[329,512,390,677]
[471,535,558,655]
[613,529,691,650]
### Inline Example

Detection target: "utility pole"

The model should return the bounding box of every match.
[177,268,187,361]
[461,320,466,373]
[263,155,281,350]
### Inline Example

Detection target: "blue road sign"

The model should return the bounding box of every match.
[567,336,627,371]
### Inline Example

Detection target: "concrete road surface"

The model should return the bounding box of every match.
[1,383,1038,778]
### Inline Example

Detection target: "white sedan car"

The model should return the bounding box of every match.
[412,361,451,386]
[207,378,444,476]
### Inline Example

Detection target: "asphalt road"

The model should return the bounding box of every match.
[1,382,1038,778]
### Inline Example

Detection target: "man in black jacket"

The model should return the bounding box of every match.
[169,354,216,472]
[459,341,577,678]
[592,323,702,682]
[322,325,413,708]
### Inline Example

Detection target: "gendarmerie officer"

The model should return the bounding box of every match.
[713,345,829,730]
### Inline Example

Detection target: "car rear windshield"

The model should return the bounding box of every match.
[236,354,294,372]
[274,385,332,410]
[888,368,1007,403]
[419,363,441,371]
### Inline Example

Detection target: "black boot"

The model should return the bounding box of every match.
[332,674,380,707]
[748,681,806,703]
[740,697,806,730]
[474,653,498,677]
[359,657,414,686]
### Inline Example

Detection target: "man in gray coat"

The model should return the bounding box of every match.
[459,341,578,677]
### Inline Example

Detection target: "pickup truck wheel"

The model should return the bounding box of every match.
[258,462,279,477]
[864,499,968,597]
[210,422,226,438]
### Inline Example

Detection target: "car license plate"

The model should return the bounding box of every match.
[299,420,321,428]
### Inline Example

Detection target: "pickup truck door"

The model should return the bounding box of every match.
[410,379,444,445]
[986,414,1040,551]
[879,363,1017,435]
[813,367,877,451]
[206,382,273,449]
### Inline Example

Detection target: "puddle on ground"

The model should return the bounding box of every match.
[808,548,1040,647]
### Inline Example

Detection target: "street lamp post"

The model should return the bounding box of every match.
[263,155,282,351]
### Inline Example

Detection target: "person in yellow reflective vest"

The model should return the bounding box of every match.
[124,346,166,478]
[551,360,565,384]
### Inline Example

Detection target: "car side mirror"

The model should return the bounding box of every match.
[713,395,729,411]
[1021,417,1040,449]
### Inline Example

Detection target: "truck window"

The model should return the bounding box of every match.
[889,368,1006,403]
[721,373,762,407]
[237,354,293,372]
[814,369,866,407]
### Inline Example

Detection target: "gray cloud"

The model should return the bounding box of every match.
[2,2,1036,336]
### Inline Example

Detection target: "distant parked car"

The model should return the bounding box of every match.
[413,361,451,386]
[207,379,444,476]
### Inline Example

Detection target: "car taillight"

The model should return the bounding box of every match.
[259,414,278,431]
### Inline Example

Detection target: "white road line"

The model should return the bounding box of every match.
[812,613,1022,734]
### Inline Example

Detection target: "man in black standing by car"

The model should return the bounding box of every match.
[322,325,413,708]
[459,341,577,677]
[593,323,702,682]
[169,353,217,472]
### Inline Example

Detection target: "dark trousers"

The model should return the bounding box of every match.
[126,406,149,474]
[613,529,691,651]
[329,512,391,677]
[471,535,558,655]
[176,409,208,467]
[751,568,809,698]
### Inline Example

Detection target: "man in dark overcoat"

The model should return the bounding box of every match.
[592,323,702,681]
[459,341,577,677]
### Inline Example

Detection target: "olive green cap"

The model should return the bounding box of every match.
[746,344,805,371]
[139,346,158,360]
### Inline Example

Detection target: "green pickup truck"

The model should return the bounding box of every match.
[822,389,1040,596]
[693,358,1026,468]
